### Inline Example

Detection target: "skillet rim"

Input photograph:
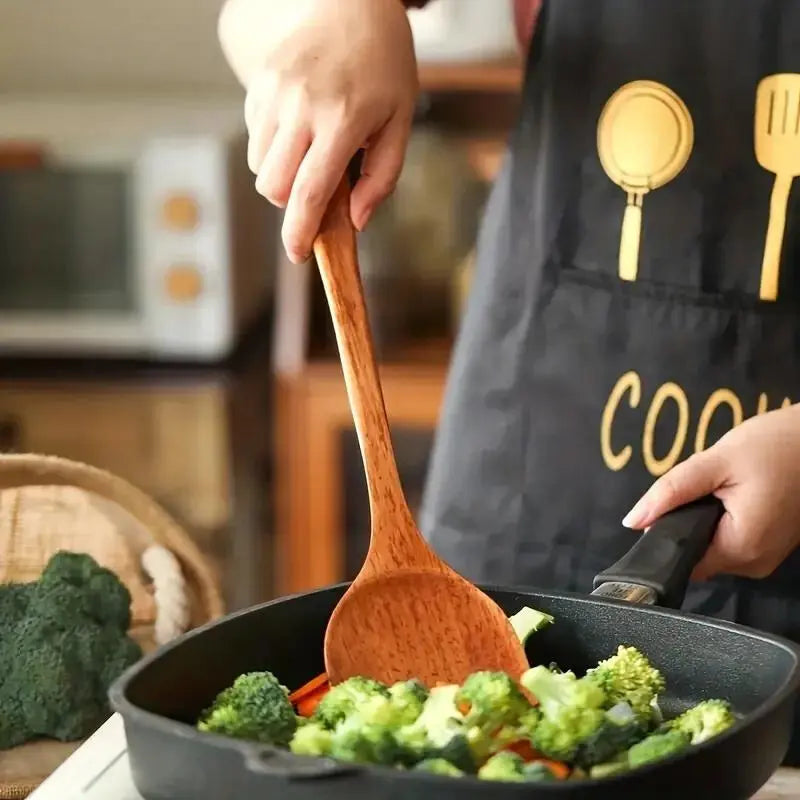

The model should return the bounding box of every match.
[109,581,800,793]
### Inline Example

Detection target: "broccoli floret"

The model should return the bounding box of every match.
[478,751,563,782]
[0,551,142,750]
[413,758,464,777]
[478,751,526,782]
[38,550,133,629]
[589,753,630,779]
[521,666,606,761]
[585,646,665,724]
[328,716,401,766]
[627,728,690,768]
[574,702,646,768]
[289,721,333,756]
[456,671,537,760]
[433,732,477,773]
[313,677,389,730]
[198,671,297,746]
[456,671,533,733]
[388,679,428,725]
[394,685,476,772]
[668,699,735,744]
[508,606,554,644]
[0,582,33,625]
[522,761,560,782]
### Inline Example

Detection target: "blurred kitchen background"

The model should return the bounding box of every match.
[0,0,528,611]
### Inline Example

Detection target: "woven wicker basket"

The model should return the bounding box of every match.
[0,453,226,799]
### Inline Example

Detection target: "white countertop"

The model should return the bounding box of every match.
[28,714,800,800]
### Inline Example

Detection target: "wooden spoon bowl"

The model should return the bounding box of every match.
[325,570,530,687]
[313,176,529,689]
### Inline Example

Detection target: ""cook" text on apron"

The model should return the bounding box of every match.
[600,369,793,477]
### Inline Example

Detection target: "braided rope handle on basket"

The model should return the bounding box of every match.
[0,454,225,626]
[141,545,191,643]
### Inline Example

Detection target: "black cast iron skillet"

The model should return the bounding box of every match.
[110,497,800,800]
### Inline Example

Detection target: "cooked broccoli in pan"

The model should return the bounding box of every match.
[585,645,665,725]
[312,676,389,730]
[667,698,736,744]
[197,671,297,746]
[289,720,333,756]
[477,751,560,782]
[627,728,691,767]
[413,757,465,777]
[195,604,737,784]
[520,665,607,761]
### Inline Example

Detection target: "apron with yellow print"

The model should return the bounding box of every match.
[420,0,800,763]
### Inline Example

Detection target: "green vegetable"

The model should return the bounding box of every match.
[413,758,464,777]
[455,670,537,759]
[588,753,630,779]
[289,721,333,756]
[522,761,560,781]
[328,716,402,765]
[627,728,690,768]
[477,751,559,782]
[313,676,389,730]
[508,606,554,644]
[478,751,527,782]
[521,666,606,761]
[574,702,645,768]
[668,699,735,744]
[585,646,665,724]
[395,684,476,772]
[387,679,428,725]
[195,608,736,785]
[0,551,142,750]
[198,671,297,746]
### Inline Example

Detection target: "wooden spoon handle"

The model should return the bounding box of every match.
[313,177,409,521]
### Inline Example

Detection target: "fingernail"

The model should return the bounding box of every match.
[622,499,648,529]
[354,206,373,232]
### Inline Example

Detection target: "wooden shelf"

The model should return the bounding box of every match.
[417,58,523,93]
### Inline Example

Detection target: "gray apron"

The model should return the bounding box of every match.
[420,0,800,764]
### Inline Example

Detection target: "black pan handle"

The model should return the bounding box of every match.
[592,495,724,608]
[243,745,359,781]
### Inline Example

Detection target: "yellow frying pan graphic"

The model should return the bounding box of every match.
[598,80,694,282]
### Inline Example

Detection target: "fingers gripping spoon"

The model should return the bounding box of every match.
[314,177,529,688]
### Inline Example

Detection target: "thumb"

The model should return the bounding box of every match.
[622,449,724,530]
[350,112,412,232]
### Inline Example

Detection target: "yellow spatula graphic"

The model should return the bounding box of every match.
[755,73,800,302]
[598,80,694,282]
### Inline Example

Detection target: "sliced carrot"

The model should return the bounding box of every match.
[289,673,329,704]
[535,759,570,780]
[457,700,472,716]
[295,686,329,717]
[503,740,541,762]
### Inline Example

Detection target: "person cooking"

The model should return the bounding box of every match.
[218,0,800,762]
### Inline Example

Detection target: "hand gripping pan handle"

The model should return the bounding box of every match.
[592,496,724,608]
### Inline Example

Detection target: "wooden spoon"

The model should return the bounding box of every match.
[315,177,529,688]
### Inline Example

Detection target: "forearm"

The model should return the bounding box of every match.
[219,0,424,88]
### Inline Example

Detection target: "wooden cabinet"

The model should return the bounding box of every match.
[0,355,273,610]
[0,383,231,531]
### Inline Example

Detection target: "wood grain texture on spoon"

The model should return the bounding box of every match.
[314,177,529,688]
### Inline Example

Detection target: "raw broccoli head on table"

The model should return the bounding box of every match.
[0,551,143,750]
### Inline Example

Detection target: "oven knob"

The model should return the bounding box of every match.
[162,194,200,230]
[164,264,204,302]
